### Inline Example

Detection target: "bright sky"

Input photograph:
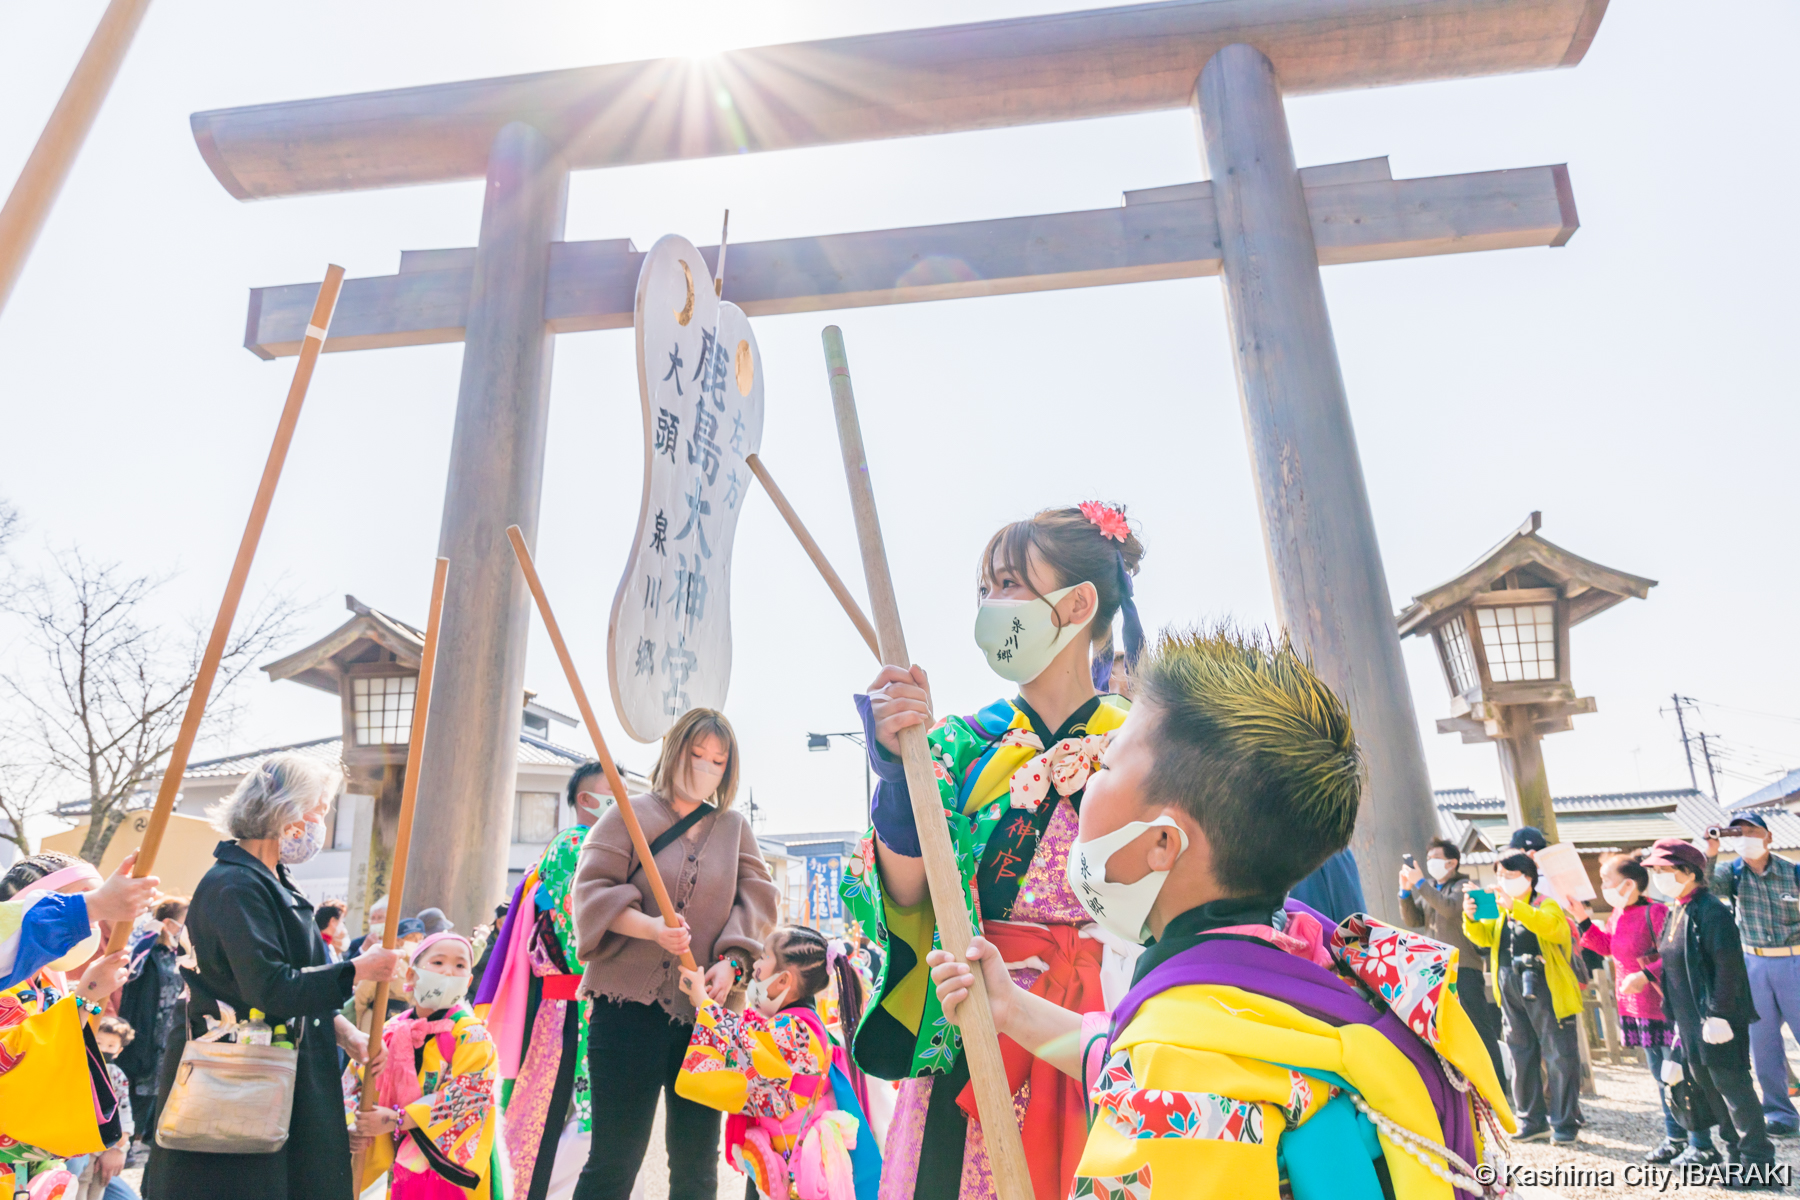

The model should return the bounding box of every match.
[3,0,1797,841]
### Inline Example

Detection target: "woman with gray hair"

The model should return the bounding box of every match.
[143,751,405,1200]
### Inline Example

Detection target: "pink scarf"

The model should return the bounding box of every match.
[377,1010,457,1110]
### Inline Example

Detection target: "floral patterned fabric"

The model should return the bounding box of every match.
[1070,1164,1152,1200]
[839,694,1132,1082]
[360,1005,500,1200]
[1330,916,1455,1047]
[678,1000,833,1133]
[1088,1050,1312,1144]
[534,824,592,1130]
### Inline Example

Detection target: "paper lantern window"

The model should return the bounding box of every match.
[352,675,416,746]
[1475,604,1558,683]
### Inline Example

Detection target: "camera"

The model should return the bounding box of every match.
[1511,954,1544,1000]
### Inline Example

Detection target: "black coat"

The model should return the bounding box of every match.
[116,934,179,1086]
[143,842,358,1200]
[1657,886,1760,1067]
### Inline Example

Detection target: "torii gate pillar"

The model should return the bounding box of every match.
[1197,45,1436,913]
[413,122,568,926]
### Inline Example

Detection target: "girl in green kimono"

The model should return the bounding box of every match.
[841,502,1146,1200]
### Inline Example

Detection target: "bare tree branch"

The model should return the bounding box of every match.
[1,550,307,864]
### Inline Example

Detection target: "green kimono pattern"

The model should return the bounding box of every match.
[537,824,592,1132]
[839,695,1130,1079]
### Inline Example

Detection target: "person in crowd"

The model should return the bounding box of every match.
[1463,851,1582,1144]
[118,895,188,1161]
[1399,838,1508,1090]
[1290,845,1366,923]
[478,759,608,1200]
[315,901,348,964]
[355,915,425,1031]
[571,708,779,1200]
[0,853,144,1194]
[0,849,157,991]
[355,931,500,1199]
[1708,813,1800,1138]
[846,502,1142,1200]
[1509,825,1549,856]
[348,893,390,959]
[74,1015,141,1200]
[1566,852,1710,1164]
[417,907,454,936]
[143,751,404,1200]
[1637,837,1778,1184]
[924,626,1511,1199]
[675,924,882,1200]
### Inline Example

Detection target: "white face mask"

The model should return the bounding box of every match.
[745,972,791,1016]
[1719,837,1748,857]
[1648,871,1684,900]
[1601,886,1631,909]
[411,968,470,1012]
[681,757,726,801]
[46,925,102,973]
[1426,858,1453,882]
[1066,815,1189,945]
[1499,874,1533,898]
[973,585,1093,685]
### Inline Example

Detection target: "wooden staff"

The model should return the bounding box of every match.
[102,265,346,955]
[506,525,697,971]
[821,326,1033,1200]
[0,0,155,316]
[353,555,449,1182]
[744,452,879,660]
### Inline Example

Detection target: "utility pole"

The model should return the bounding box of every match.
[1664,693,1702,792]
[1696,732,1721,804]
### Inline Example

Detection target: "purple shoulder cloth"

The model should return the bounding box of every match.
[1111,900,1476,1172]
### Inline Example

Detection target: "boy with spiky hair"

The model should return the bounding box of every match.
[929,627,1515,1200]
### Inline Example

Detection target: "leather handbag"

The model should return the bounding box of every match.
[155,1035,299,1154]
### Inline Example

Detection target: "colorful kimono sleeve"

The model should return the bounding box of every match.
[677,998,796,1115]
[401,1016,499,1196]
[0,996,111,1159]
[0,894,89,992]
[841,694,1132,1079]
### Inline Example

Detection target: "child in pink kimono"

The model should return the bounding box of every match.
[675,925,881,1200]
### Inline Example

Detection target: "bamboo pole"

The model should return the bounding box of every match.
[354,555,450,1185]
[0,0,155,318]
[102,264,345,955]
[744,452,879,660]
[820,326,1032,1200]
[506,525,697,971]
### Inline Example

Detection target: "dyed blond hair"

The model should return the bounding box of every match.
[1135,625,1363,896]
[650,708,741,810]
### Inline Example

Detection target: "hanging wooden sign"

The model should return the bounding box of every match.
[609,234,765,742]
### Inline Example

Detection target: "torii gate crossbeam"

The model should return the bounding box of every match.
[192,0,1609,932]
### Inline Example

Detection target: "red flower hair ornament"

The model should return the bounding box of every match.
[1079,501,1131,543]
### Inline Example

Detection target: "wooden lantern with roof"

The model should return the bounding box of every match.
[261,595,431,906]
[1398,513,1656,841]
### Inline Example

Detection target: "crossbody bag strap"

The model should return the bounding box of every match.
[637,802,717,873]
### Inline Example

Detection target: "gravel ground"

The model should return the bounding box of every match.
[1505,1062,1797,1198]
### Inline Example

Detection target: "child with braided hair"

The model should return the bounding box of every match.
[676,925,882,1200]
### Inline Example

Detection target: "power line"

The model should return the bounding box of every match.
[1688,697,1800,726]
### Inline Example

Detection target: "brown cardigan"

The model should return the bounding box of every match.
[572,791,779,1020]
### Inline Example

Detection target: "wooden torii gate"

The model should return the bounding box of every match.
[196,0,1607,929]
